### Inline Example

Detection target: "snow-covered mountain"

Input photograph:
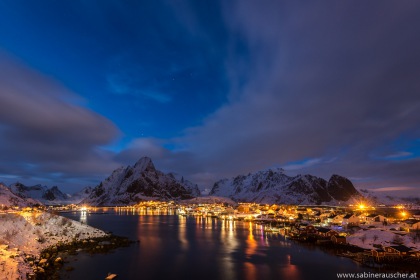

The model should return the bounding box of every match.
[7,183,93,205]
[9,183,70,205]
[209,168,361,205]
[357,188,420,206]
[82,157,200,206]
[0,183,42,207]
[67,186,94,203]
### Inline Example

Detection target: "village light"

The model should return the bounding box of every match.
[400,211,407,218]
[358,204,365,210]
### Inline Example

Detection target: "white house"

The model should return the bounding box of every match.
[400,219,420,232]
[365,214,387,225]
[342,214,360,226]
[327,214,344,225]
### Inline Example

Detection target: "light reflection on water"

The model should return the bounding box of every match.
[220,219,238,279]
[58,210,372,280]
[79,211,87,223]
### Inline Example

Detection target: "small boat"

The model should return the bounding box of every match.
[105,273,118,280]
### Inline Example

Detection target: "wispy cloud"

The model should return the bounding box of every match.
[370,186,417,192]
[383,151,413,159]
[283,158,323,171]
[107,72,172,103]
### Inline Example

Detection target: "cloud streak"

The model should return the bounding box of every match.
[0,52,121,188]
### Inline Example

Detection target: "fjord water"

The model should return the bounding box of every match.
[60,209,369,280]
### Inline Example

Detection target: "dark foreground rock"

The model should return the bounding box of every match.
[29,235,133,280]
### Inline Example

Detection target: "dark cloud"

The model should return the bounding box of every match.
[146,1,420,193]
[0,53,121,189]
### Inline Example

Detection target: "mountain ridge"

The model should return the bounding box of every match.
[3,157,417,206]
[209,168,362,205]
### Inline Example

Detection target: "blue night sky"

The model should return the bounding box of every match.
[0,0,419,195]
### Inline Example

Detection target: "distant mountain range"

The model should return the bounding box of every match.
[209,168,361,205]
[0,182,92,207]
[10,183,69,203]
[2,157,417,207]
[0,183,42,207]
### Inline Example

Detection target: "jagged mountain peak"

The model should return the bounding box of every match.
[83,157,200,206]
[133,156,155,172]
[327,174,360,201]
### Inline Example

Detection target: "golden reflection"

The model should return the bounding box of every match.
[243,222,258,280]
[244,262,257,280]
[178,215,189,250]
[245,222,257,257]
[219,219,238,279]
[280,254,300,279]
[136,216,162,268]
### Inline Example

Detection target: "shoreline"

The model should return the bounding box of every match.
[31,235,134,280]
[0,211,119,279]
[290,239,420,274]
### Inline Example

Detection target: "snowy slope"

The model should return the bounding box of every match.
[67,186,94,204]
[358,189,410,206]
[209,168,361,205]
[9,183,70,205]
[82,157,200,206]
[0,211,106,279]
[0,183,41,207]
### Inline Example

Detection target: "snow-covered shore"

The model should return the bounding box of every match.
[347,226,420,251]
[0,210,106,279]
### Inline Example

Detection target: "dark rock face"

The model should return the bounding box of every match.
[10,183,45,198]
[82,157,200,206]
[327,174,360,201]
[42,186,68,201]
[287,175,331,204]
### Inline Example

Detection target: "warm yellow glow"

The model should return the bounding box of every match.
[401,211,407,218]
[358,204,365,210]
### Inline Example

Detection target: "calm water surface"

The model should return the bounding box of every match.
[60,209,371,280]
